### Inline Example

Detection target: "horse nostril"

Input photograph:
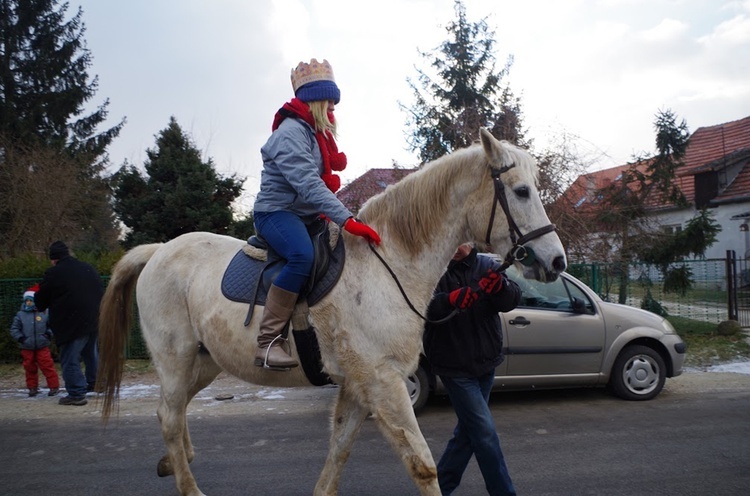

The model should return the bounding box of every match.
[553,256,567,272]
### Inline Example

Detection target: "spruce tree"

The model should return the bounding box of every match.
[593,109,719,299]
[112,117,245,248]
[402,0,527,163]
[0,0,124,256]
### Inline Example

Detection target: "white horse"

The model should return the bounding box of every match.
[97,129,567,496]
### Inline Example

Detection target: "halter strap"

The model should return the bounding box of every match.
[485,167,523,251]
[484,165,557,270]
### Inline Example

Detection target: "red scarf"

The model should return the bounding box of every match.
[272,98,347,193]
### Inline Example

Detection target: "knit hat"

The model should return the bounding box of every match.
[291,59,341,104]
[23,290,35,301]
[49,240,69,260]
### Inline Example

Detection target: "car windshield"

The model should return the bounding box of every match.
[504,265,595,314]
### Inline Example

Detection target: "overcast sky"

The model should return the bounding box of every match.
[74,0,750,212]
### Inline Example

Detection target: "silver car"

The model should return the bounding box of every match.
[408,264,687,412]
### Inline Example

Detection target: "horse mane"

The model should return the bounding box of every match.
[357,140,538,258]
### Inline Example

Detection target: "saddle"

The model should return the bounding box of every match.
[220,218,345,386]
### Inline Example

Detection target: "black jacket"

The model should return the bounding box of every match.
[423,249,521,378]
[34,255,104,345]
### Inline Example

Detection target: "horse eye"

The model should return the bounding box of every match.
[515,186,530,199]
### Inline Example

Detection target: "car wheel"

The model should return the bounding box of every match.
[609,344,666,401]
[406,365,430,414]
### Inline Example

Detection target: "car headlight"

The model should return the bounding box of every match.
[661,318,677,335]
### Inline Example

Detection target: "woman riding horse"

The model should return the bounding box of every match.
[253,58,381,370]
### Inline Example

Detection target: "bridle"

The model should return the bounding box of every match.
[368,162,557,324]
[484,164,557,271]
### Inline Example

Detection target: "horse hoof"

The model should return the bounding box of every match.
[157,455,173,477]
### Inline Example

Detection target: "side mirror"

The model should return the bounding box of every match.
[571,297,587,314]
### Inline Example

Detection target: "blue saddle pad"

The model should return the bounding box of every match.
[221,250,268,305]
[220,234,345,309]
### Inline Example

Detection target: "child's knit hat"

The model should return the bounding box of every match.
[291,58,341,104]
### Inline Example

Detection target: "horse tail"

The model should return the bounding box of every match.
[98,243,162,423]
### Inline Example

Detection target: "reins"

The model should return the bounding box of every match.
[368,161,556,325]
[368,243,458,324]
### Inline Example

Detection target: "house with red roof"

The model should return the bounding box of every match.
[562,115,750,260]
[336,167,418,214]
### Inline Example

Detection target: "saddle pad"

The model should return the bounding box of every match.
[221,250,266,304]
[220,233,346,308]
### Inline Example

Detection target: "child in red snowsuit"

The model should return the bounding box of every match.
[9,288,60,397]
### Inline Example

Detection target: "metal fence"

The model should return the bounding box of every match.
[567,252,750,327]
[569,260,726,323]
[2,254,747,362]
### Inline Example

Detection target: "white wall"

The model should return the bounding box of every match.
[650,203,750,260]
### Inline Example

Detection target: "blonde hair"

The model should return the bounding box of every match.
[308,100,337,137]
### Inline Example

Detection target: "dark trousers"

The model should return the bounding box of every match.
[437,371,516,496]
[58,334,98,397]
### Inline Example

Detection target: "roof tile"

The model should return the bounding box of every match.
[336,168,418,213]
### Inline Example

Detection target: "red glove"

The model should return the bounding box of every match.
[344,218,381,245]
[477,268,505,294]
[448,287,478,309]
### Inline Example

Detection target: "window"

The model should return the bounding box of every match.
[505,265,594,313]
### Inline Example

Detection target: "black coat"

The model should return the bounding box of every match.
[34,255,104,345]
[423,249,521,378]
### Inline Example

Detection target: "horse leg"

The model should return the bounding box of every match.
[155,353,221,496]
[368,370,440,496]
[314,383,369,496]
[156,358,221,475]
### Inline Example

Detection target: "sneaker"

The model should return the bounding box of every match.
[48,388,59,397]
[58,395,88,406]
[28,388,39,397]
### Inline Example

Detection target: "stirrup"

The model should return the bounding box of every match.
[255,335,294,371]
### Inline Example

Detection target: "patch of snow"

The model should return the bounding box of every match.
[705,361,750,375]
[256,389,286,400]
[118,384,160,398]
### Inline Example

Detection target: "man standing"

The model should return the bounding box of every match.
[35,241,104,406]
[423,243,521,496]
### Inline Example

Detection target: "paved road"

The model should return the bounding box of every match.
[1,379,749,495]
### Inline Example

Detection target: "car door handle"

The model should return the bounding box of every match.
[509,316,530,326]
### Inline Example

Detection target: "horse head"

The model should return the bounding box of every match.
[468,128,567,282]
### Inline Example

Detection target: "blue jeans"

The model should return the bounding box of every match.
[254,211,313,293]
[437,372,516,496]
[59,334,95,398]
[82,334,99,388]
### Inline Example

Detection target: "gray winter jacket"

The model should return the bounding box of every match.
[9,307,53,351]
[253,117,353,226]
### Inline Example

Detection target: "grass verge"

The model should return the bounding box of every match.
[668,316,750,367]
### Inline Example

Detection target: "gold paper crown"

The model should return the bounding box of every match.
[291,58,336,92]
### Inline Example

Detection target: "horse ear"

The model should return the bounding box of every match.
[479,128,512,168]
